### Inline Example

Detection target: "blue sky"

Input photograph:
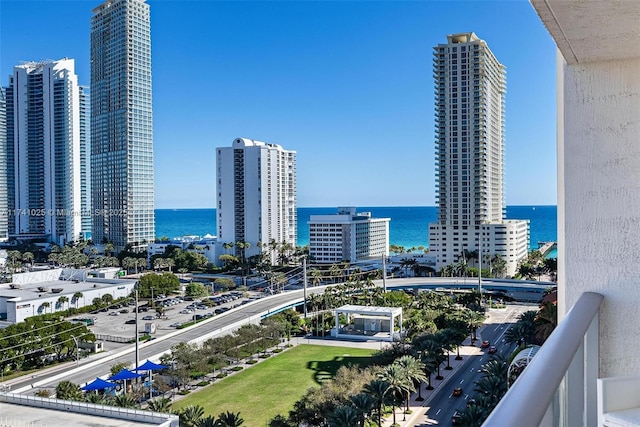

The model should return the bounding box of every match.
[0,0,557,208]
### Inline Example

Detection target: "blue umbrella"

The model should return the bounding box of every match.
[135,359,168,372]
[109,368,145,381]
[81,377,118,391]
[109,368,144,395]
[136,360,168,399]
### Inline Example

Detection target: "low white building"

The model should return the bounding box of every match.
[148,234,217,264]
[429,219,529,278]
[309,207,390,264]
[0,268,137,324]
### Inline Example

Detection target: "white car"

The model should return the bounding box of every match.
[180,309,193,314]
[108,311,119,316]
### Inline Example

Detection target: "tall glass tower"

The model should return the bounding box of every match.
[0,88,7,242]
[90,0,155,251]
[5,59,84,246]
[428,33,529,277]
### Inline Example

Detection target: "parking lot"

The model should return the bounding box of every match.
[74,291,262,346]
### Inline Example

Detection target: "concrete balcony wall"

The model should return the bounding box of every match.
[560,55,640,378]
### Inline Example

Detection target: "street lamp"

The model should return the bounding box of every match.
[71,336,79,367]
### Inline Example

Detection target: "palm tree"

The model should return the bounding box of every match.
[22,251,34,268]
[462,309,485,342]
[57,296,69,311]
[40,301,51,314]
[394,355,426,406]
[535,302,557,342]
[504,322,530,347]
[104,242,115,257]
[195,416,217,427]
[101,293,114,305]
[85,392,108,404]
[112,393,136,408]
[380,364,413,425]
[73,291,83,308]
[459,404,489,427]
[216,411,244,427]
[474,374,508,407]
[363,378,389,427]
[165,258,175,272]
[147,397,172,413]
[350,393,374,427]
[180,405,205,427]
[55,380,82,400]
[328,405,359,427]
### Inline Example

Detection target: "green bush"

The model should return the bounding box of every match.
[216,373,228,379]
[246,359,258,365]
[196,381,210,387]
[259,354,271,359]
[272,348,283,353]
[178,389,191,395]
[230,366,243,372]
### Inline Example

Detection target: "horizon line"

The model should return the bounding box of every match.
[154,204,558,210]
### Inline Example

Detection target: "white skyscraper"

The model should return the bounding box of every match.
[91,0,154,251]
[5,59,84,245]
[0,88,7,242]
[428,33,529,277]
[216,138,297,265]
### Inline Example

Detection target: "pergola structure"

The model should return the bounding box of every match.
[333,305,403,342]
[508,345,540,387]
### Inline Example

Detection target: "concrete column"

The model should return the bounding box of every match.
[559,53,640,378]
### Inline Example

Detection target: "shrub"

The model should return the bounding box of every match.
[196,381,210,387]
[259,354,271,359]
[178,389,191,395]
[35,389,52,398]
[216,373,228,379]
[230,366,243,372]
[272,348,283,353]
[246,359,258,365]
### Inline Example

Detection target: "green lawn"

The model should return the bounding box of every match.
[171,344,376,426]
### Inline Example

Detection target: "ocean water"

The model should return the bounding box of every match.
[155,205,557,253]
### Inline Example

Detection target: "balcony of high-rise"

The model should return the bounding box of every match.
[481,1,640,426]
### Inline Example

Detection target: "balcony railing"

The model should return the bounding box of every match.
[482,291,604,427]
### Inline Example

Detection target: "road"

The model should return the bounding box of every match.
[422,305,532,425]
[7,279,539,395]
[10,286,324,393]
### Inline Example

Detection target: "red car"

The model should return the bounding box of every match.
[453,387,463,397]
[488,346,497,354]
[481,340,490,348]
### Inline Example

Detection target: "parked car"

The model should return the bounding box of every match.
[170,322,182,328]
[488,346,497,354]
[452,411,462,425]
[481,340,490,348]
[119,309,129,314]
[453,387,463,397]
[124,319,136,324]
[180,309,193,314]
[142,315,155,321]
[108,311,119,316]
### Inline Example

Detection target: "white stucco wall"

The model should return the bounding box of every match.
[559,55,640,378]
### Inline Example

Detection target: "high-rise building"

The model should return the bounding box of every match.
[0,88,7,242]
[216,138,297,265]
[308,207,390,264]
[90,0,154,251]
[4,59,84,245]
[78,86,91,240]
[428,33,529,277]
